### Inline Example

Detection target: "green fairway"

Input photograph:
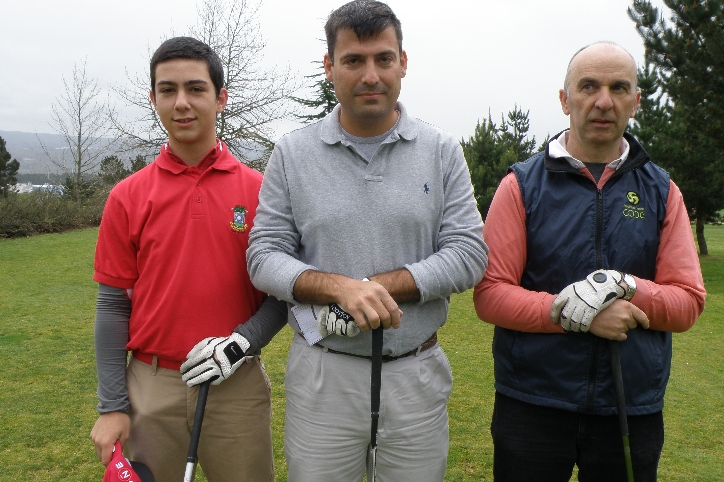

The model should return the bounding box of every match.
[0,226,722,480]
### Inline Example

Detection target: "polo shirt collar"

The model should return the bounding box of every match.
[320,102,418,145]
[156,141,238,174]
[548,130,630,170]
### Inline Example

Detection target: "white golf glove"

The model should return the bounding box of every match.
[180,333,253,387]
[551,269,627,332]
[317,303,360,338]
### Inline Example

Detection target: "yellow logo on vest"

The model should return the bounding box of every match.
[623,191,645,219]
[230,205,248,233]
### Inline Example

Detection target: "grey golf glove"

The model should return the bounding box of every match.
[317,303,361,337]
[180,333,253,386]
[551,269,628,332]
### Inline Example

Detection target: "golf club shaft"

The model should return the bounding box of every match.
[367,326,383,482]
[609,340,634,482]
[184,380,211,482]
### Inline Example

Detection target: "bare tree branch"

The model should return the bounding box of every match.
[39,59,116,199]
[109,64,167,159]
[110,0,300,172]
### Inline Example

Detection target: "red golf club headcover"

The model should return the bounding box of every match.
[103,441,143,482]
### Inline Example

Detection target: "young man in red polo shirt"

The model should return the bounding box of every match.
[90,36,286,482]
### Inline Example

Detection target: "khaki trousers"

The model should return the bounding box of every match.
[125,355,274,482]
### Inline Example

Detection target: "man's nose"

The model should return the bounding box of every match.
[175,90,191,110]
[361,61,380,85]
[595,88,614,110]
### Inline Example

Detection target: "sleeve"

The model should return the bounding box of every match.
[246,145,317,302]
[473,173,564,333]
[234,296,288,354]
[93,191,138,289]
[404,143,489,302]
[630,180,706,331]
[95,283,132,414]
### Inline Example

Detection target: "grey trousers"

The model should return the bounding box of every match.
[285,333,452,482]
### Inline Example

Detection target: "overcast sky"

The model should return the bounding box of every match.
[1,0,667,146]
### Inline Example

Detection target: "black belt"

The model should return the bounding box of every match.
[315,332,438,362]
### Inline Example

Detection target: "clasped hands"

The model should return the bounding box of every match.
[551,269,648,340]
[318,277,403,338]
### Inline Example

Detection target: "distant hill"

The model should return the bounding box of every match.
[16,173,65,184]
[0,130,119,175]
[1,131,68,174]
[1,130,266,174]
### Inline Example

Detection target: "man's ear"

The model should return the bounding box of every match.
[323,54,334,83]
[149,90,157,108]
[400,50,408,78]
[216,88,229,114]
[559,89,570,116]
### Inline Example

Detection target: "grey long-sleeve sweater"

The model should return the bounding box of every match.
[247,103,488,357]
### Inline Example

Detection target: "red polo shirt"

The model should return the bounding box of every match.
[94,141,266,362]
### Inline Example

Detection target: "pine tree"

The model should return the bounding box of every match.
[629,0,724,254]
[98,155,130,186]
[97,155,148,188]
[0,136,20,197]
[631,66,724,255]
[498,106,537,162]
[630,0,724,142]
[130,155,148,174]
[290,61,338,123]
[462,106,537,219]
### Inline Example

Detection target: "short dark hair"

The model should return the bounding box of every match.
[325,0,403,62]
[150,37,224,97]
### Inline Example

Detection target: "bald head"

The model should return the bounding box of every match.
[558,41,641,163]
[564,42,638,94]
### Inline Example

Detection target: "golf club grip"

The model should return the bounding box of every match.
[370,326,383,448]
[187,381,211,462]
[608,340,629,437]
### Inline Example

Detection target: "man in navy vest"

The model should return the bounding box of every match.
[474,42,706,481]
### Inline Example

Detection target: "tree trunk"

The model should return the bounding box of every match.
[696,217,708,256]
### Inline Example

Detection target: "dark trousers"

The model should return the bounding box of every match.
[491,392,664,482]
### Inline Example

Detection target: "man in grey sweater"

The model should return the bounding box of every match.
[246,1,488,481]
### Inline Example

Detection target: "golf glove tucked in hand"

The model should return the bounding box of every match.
[317,303,360,338]
[180,333,252,387]
[551,269,628,332]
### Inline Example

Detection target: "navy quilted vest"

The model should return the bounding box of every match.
[492,132,671,415]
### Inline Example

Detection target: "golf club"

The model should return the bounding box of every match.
[183,380,211,482]
[609,340,635,482]
[366,326,383,482]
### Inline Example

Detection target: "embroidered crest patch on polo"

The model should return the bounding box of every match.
[230,205,248,233]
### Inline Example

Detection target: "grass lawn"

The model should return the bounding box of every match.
[0,226,722,480]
